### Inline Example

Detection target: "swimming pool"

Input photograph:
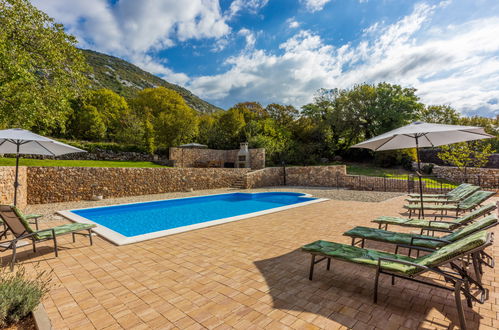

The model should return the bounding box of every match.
[58,192,326,245]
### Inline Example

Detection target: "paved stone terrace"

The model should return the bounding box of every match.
[2,189,498,329]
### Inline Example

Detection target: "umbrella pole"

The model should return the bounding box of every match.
[13,142,20,206]
[415,137,424,219]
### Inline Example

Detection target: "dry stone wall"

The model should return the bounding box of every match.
[169,147,265,169]
[0,166,27,209]
[433,166,499,188]
[246,167,284,188]
[27,167,250,204]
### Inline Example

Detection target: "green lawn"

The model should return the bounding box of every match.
[0,158,166,168]
[344,162,457,187]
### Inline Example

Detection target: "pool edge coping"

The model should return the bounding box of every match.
[57,192,329,246]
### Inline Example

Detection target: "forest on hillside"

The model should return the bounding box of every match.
[1,0,497,167]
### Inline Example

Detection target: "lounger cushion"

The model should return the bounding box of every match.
[415,231,489,267]
[344,226,444,249]
[405,191,495,211]
[407,183,472,198]
[301,240,418,274]
[346,216,497,250]
[444,215,497,242]
[373,204,497,230]
[35,223,95,239]
[372,216,455,230]
[406,185,479,203]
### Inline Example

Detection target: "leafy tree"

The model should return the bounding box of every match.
[265,103,298,127]
[70,105,106,141]
[419,105,460,124]
[438,141,493,180]
[210,108,247,149]
[84,89,129,140]
[131,87,198,148]
[0,0,89,132]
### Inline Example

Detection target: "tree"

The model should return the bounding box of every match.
[131,87,198,148]
[0,0,89,132]
[438,141,493,181]
[70,104,106,141]
[419,105,460,124]
[211,108,247,149]
[265,103,298,127]
[84,89,129,140]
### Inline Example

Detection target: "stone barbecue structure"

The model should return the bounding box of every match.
[169,145,265,169]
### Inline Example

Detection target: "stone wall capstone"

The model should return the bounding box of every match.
[169,147,265,169]
[0,166,27,209]
[27,167,250,204]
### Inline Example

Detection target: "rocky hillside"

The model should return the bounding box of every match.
[82,49,222,114]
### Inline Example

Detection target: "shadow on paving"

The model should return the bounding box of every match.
[254,248,483,329]
[0,245,63,269]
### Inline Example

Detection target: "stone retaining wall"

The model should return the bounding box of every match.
[433,165,499,188]
[0,166,27,209]
[246,167,284,188]
[169,147,265,169]
[27,167,250,204]
[286,166,347,186]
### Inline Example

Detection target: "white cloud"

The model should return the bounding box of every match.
[32,0,230,66]
[302,0,332,13]
[287,18,300,28]
[238,28,256,49]
[227,0,269,18]
[188,2,499,116]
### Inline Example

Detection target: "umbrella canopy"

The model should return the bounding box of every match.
[351,121,494,219]
[351,121,493,151]
[0,128,86,155]
[178,143,208,149]
[0,128,86,205]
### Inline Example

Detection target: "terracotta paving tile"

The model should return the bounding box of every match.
[2,193,498,329]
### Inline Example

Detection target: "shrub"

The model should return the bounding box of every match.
[421,163,434,174]
[0,266,51,328]
[374,149,416,170]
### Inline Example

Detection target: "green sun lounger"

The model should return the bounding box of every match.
[302,231,492,330]
[407,183,473,199]
[405,185,479,204]
[404,190,496,218]
[345,216,497,283]
[373,203,496,233]
[0,205,96,270]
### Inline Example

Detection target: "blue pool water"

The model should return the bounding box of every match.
[70,192,316,237]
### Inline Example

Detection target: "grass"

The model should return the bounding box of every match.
[344,162,457,187]
[0,158,167,168]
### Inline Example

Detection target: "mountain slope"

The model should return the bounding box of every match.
[82,49,222,114]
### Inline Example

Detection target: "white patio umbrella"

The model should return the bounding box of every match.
[351,121,494,218]
[0,128,86,205]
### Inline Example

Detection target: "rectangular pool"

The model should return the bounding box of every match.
[58,192,325,245]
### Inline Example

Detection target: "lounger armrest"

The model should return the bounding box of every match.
[396,244,436,253]
[15,231,40,240]
[410,236,451,245]
[33,228,57,238]
[377,257,428,271]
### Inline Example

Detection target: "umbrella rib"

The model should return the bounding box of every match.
[34,141,56,156]
[421,133,434,147]
[458,130,494,138]
[374,135,398,151]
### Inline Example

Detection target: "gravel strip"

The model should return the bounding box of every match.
[25,186,404,223]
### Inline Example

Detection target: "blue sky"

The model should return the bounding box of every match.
[34,0,499,117]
